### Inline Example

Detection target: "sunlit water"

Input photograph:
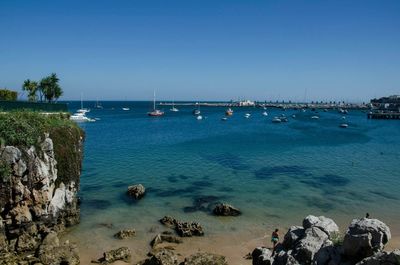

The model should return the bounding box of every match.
[64,101,400,260]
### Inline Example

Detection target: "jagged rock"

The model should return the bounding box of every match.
[160,216,177,228]
[8,203,33,224]
[127,184,146,200]
[303,215,339,238]
[314,245,342,265]
[142,248,178,265]
[356,249,400,265]
[151,234,183,248]
[343,218,391,261]
[114,229,136,239]
[176,221,204,237]
[273,250,300,265]
[94,247,131,264]
[293,227,330,264]
[213,203,241,216]
[38,232,80,265]
[183,252,228,265]
[16,231,40,253]
[283,226,305,250]
[252,247,273,265]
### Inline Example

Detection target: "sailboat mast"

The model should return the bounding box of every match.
[80,93,83,109]
[153,90,156,110]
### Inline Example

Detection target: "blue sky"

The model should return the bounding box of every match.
[0,0,399,102]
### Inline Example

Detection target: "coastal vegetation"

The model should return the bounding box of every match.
[0,89,18,101]
[22,73,63,103]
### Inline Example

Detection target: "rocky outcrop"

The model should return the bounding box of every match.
[213,203,241,216]
[114,229,136,239]
[343,218,391,262]
[252,216,396,265]
[127,184,146,200]
[93,247,131,264]
[182,252,228,265]
[141,248,178,265]
[159,216,204,237]
[0,129,84,264]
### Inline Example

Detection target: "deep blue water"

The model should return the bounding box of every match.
[65,101,400,250]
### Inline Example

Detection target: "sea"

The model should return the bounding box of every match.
[63,101,400,263]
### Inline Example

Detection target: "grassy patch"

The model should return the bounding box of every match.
[331,232,344,246]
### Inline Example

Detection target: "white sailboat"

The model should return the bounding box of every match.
[170,100,179,112]
[148,91,164,116]
[77,94,90,113]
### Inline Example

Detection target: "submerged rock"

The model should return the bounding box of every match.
[183,252,228,265]
[114,229,136,239]
[127,184,146,200]
[343,218,391,261]
[160,216,178,228]
[213,203,241,216]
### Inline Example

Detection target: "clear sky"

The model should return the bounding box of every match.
[1,0,399,102]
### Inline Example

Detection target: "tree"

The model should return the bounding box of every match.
[0,89,18,101]
[22,79,39,102]
[39,73,63,102]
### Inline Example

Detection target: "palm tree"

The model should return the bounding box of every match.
[22,79,38,102]
[39,73,63,103]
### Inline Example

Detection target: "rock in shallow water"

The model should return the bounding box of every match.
[127,184,146,200]
[151,233,183,248]
[93,247,131,264]
[142,248,178,265]
[114,229,136,239]
[213,203,241,216]
[183,252,228,265]
[159,216,204,237]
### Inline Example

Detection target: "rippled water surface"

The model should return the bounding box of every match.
[65,101,400,250]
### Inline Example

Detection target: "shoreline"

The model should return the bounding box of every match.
[65,218,400,265]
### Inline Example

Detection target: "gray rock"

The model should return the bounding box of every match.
[314,245,342,265]
[213,203,241,216]
[114,229,136,239]
[283,226,305,250]
[127,184,146,199]
[151,234,183,248]
[142,248,178,265]
[160,216,178,228]
[176,221,204,237]
[183,252,228,265]
[95,247,131,264]
[38,232,80,265]
[356,249,400,265]
[293,227,329,264]
[252,247,273,265]
[1,146,21,164]
[273,251,299,265]
[343,218,391,261]
[303,215,339,238]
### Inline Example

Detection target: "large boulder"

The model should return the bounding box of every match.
[114,229,136,239]
[314,245,342,265]
[273,250,300,265]
[151,233,183,248]
[213,203,241,216]
[252,247,273,265]
[183,252,228,265]
[293,227,330,264]
[283,226,305,250]
[303,215,339,238]
[356,249,400,265]
[343,218,391,261]
[127,184,146,200]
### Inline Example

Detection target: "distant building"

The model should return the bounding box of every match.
[237,100,255,107]
[371,95,400,112]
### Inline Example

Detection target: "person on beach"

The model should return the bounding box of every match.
[271,228,279,254]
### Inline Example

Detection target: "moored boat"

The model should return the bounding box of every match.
[225,108,233,116]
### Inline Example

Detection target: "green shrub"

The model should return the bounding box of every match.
[0,89,18,101]
[331,232,344,246]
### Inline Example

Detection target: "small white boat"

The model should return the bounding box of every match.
[196,115,203,120]
[170,101,179,112]
[311,116,319,119]
[292,114,296,118]
[221,117,228,121]
[262,111,268,116]
[302,109,306,112]
[340,123,348,128]
[244,113,251,118]
[122,107,130,111]
[225,108,233,116]
[342,116,346,120]
[272,117,282,123]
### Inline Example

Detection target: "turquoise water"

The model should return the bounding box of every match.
[65,101,400,252]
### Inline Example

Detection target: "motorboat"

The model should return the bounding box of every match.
[340,123,349,128]
[221,117,228,121]
[122,107,130,111]
[196,115,203,120]
[311,116,319,119]
[70,112,95,122]
[262,111,268,116]
[244,113,251,118]
[170,101,179,112]
[272,117,282,123]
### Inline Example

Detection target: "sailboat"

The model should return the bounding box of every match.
[192,103,201,115]
[148,91,164,117]
[170,100,179,112]
[94,98,103,109]
[77,94,90,113]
